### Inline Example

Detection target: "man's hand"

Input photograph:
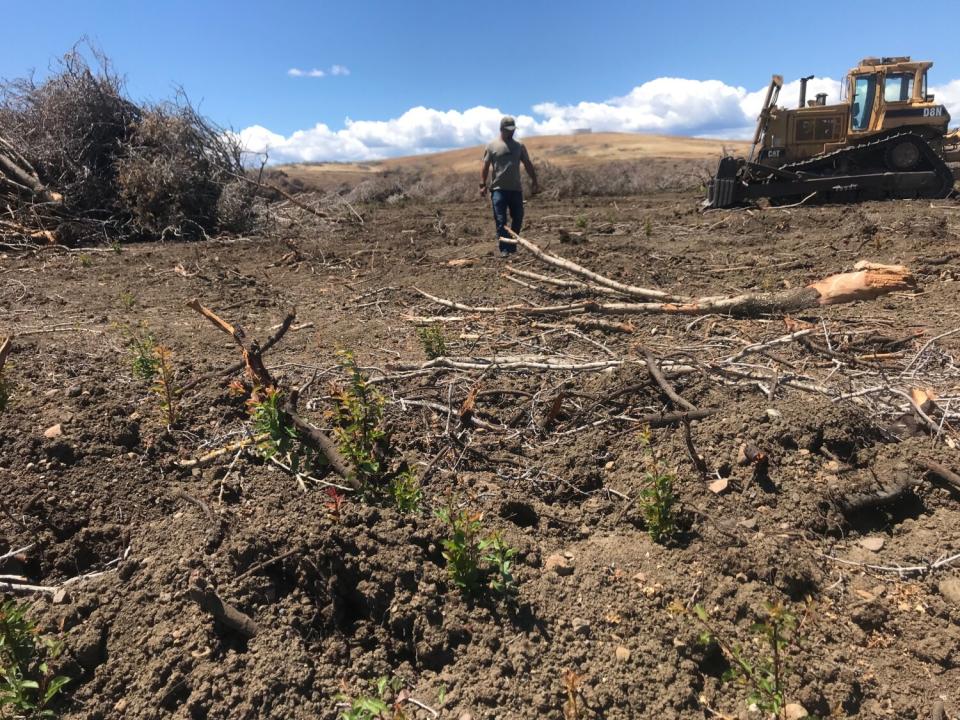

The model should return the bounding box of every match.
[531,180,541,195]
[479,183,488,197]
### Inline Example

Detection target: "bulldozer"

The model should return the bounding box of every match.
[705,56,960,208]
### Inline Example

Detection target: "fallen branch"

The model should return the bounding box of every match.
[181,310,296,392]
[510,231,683,302]
[188,299,355,486]
[640,346,697,412]
[915,459,960,493]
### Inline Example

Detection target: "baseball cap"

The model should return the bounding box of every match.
[500,116,517,131]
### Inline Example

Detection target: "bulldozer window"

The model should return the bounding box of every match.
[852,75,876,131]
[884,73,914,103]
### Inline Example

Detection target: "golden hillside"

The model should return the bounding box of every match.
[275,132,749,189]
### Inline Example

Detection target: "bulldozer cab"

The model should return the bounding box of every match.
[847,57,941,136]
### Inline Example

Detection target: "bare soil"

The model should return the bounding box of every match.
[2,189,960,719]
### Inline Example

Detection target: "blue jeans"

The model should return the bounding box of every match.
[491,189,524,253]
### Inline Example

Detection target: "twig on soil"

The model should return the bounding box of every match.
[236,546,303,581]
[0,543,33,562]
[641,346,698,412]
[914,459,960,492]
[820,550,960,577]
[187,571,259,638]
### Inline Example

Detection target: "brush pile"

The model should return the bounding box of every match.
[0,45,258,245]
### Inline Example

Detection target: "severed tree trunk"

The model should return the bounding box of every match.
[0,135,62,204]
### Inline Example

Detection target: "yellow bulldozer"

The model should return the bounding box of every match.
[706,56,960,208]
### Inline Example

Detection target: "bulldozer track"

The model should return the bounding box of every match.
[776,131,955,199]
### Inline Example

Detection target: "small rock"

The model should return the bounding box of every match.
[615,645,630,663]
[604,460,614,471]
[545,553,573,576]
[43,423,63,439]
[859,537,885,552]
[766,408,782,419]
[66,385,83,398]
[52,589,71,605]
[738,517,757,530]
[938,577,960,606]
[571,618,591,636]
[114,698,128,713]
[708,478,729,494]
[458,714,474,720]
[784,702,808,720]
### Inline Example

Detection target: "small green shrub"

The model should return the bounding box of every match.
[483,532,518,596]
[332,350,386,485]
[250,388,297,459]
[330,351,419,512]
[574,214,588,229]
[436,506,485,593]
[0,599,71,718]
[636,426,677,544]
[639,470,676,544]
[693,601,812,718]
[127,329,160,381]
[152,346,179,426]
[416,325,446,359]
[437,505,518,597]
[337,676,405,720]
[118,290,136,310]
[388,468,422,514]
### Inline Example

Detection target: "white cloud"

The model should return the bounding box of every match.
[288,65,351,79]
[288,67,326,78]
[242,75,960,164]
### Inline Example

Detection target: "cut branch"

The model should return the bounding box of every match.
[188,298,354,486]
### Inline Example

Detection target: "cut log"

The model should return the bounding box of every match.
[809,261,915,305]
[0,136,62,204]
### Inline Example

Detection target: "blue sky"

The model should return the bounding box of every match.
[3,1,959,162]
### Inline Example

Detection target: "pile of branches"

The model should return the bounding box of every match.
[0,44,258,245]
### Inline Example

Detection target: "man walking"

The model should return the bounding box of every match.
[480,116,539,257]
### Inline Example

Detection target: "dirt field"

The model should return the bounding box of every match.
[2,187,960,720]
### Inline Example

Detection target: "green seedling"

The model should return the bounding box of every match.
[483,531,518,596]
[416,325,447,360]
[118,291,136,310]
[337,676,406,720]
[574,214,588,229]
[329,350,419,512]
[0,599,71,719]
[388,468,422,514]
[639,470,676,544]
[127,329,160,381]
[436,506,485,594]
[152,346,179,426]
[636,425,678,544]
[331,350,386,486]
[437,505,519,597]
[693,601,814,719]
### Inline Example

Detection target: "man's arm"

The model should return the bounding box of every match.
[521,155,539,193]
[480,150,491,196]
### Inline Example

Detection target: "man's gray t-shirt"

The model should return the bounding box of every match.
[483,137,529,192]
